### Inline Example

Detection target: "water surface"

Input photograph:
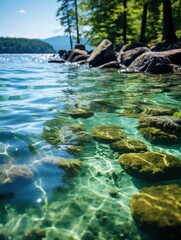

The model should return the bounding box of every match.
[0,54,180,239]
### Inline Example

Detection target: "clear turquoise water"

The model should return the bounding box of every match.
[0,54,180,240]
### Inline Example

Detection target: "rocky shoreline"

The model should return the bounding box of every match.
[49,39,181,74]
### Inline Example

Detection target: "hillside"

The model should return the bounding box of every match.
[0,37,55,54]
[43,36,92,52]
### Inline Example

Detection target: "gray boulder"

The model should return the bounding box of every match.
[67,49,89,63]
[128,52,173,73]
[118,47,151,67]
[87,39,117,67]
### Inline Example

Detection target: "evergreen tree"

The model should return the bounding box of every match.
[56,0,80,48]
[56,0,74,49]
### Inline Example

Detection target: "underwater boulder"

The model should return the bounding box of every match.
[42,118,89,154]
[0,164,34,186]
[130,184,181,240]
[122,106,143,118]
[144,107,175,116]
[110,139,147,154]
[92,126,126,143]
[69,108,94,118]
[140,127,179,145]
[118,152,181,181]
[43,157,82,175]
[90,100,119,113]
[139,116,181,137]
[23,228,46,240]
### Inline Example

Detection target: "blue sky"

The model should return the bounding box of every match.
[0,0,64,39]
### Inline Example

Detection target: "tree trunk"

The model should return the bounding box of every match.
[163,0,178,42]
[177,0,181,31]
[74,0,80,44]
[123,0,127,44]
[139,3,148,43]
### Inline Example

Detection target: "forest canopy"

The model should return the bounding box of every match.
[56,0,181,47]
[0,37,55,54]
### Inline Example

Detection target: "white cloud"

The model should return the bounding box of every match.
[19,9,26,14]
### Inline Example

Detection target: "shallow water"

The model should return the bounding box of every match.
[0,54,180,239]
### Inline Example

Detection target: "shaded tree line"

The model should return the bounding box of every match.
[0,37,55,53]
[56,0,181,47]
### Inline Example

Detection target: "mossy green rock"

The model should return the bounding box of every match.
[119,152,181,181]
[43,157,82,175]
[92,126,126,143]
[110,139,147,153]
[0,164,34,186]
[144,107,175,116]
[90,100,119,113]
[69,108,94,118]
[122,106,143,118]
[140,127,179,145]
[139,116,181,137]
[42,117,89,154]
[130,185,181,240]
[174,111,181,118]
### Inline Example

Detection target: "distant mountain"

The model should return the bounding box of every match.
[42,36,92,52]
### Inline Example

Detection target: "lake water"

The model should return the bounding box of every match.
[0,54,180,240]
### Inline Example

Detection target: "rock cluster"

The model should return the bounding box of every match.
[49,39,181,74]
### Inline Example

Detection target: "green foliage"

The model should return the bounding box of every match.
[71,0,181,46]
[0,37,55,53]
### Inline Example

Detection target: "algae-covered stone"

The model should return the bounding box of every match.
[130,185,181,240]
[0,164,34,185]
[138,116,181,137]
[69,108,94,118]
[110,139,147,154]
[119,152,181,181]
[23,228,46,240]
[43,156,82,175]
[90,100,119,113]
[42,117,89,154]
[174,111,181,118]
[144,107,175,116]
[140,127,179,145]
[122,106,143,118]
[92,126,126,143]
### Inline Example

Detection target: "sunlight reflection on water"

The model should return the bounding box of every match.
[0,54,180,239]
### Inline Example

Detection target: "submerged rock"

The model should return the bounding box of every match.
[122,106,143,118]
[43,157,82,175]
[92,126,126,143]
[23,228,46,240]
[130,185,181,240]
[174,111,181,119]
[42,118,89,154]
[140,127,179,145]
[69,108,94,118]
[139,116,181,137]
[144,107,175,116]
[110,139,147,154]
[90,100,119,113]
[0,164,34,186]
[118,152,181,181]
